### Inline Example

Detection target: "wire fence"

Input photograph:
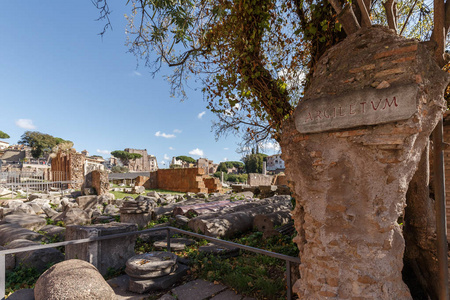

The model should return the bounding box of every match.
[0,171,81,199]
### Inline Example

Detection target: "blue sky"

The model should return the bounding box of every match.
[0,1,280,167]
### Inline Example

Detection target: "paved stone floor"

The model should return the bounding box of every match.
[108,275,256,300]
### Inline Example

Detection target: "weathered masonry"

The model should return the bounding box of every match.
[281,26,449,299]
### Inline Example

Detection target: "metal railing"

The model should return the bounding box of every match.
[0,171,80,199]
[0,226,300,300]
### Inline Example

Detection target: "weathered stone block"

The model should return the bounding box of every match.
[65,222,137,275]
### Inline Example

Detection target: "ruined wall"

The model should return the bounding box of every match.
[91,170,109,195]
[248,173,274,186]
[125,148,156,172]
[157,168,208,193]
[203,177,223,193]
[281,26,449,299]
[51,151,85,189]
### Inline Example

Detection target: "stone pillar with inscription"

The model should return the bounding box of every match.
[281,26,449,299]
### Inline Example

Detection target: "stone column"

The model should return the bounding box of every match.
[281,26,449,299]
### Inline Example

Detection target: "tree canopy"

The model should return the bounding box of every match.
[0,131,10,139]
[111,150,143,165]
[18,131,73,159]
[176,155,196,164]
[94,0,447,148]
[242,153,268,174]
[217,161,245,172]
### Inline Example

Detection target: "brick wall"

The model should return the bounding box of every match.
[51,150,85,189]
[156,168,208,193]
[203,177,223,193]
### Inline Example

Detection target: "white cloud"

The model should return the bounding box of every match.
[223,157,228,161]
[224,148,229,151]
[15,119,36,130]
[160,160,166,165]
[164,154,170,160]
[96,149,110,155]
[169,147,174,150]
[189,148,204,157]
[155,131,175,138]
[133,71,142,76]
[173,129,182,133]
[197,111,206,119]
[224,103,240,116]
[259,141,281,151]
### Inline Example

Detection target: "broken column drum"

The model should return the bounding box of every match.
[281,26,449,299]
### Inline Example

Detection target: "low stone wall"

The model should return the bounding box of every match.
[248,173,274,186]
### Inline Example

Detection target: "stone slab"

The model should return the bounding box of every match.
[210,289,243,300]
[294,84,418,133]
[171,279,228,300]
[3,214,47,231]
[128,263,189,293]
[7,288,35,300]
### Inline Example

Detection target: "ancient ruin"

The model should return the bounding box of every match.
[281,26,449,299]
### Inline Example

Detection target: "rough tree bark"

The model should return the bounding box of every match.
[281,26,449,299]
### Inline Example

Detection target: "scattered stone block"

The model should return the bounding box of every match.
[0,245,15,270]
[121,213,153,229]
[76,195,98,210]
[3,214,47,231]
[5,239,64,272]
[198,243,240,258]
[54,207,90,226]
[0,223,46,246]
[34,259,116,300]
[154,238,195,251]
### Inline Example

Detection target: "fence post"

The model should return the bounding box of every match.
[286,260,291,300]
[0,254,5,300]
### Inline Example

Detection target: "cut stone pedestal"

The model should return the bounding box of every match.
[125,252,189,293]
[125,252,178,279]
[65,222,137,275]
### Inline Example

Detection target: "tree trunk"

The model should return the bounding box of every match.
[281,26,449,299]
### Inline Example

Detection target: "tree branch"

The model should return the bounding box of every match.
[356,0,372,27]
[431,0,446,66]
[329,0,361,35]
[383,0,398,32]
[399,0,418,35]
[444,0,450,37]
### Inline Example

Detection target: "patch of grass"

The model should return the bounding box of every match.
[5,264,47,296]
[173,230,299,300]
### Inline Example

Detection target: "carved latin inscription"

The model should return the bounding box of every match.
[294,85,418,134]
